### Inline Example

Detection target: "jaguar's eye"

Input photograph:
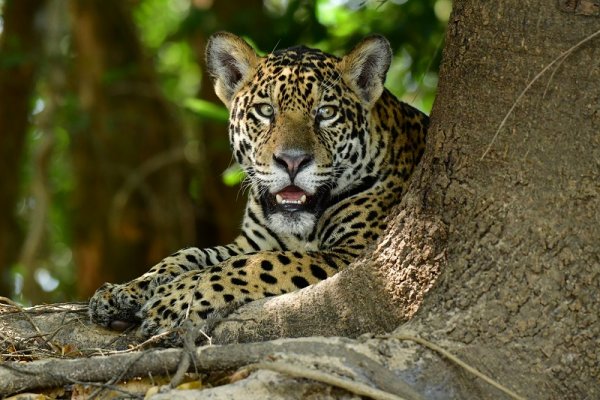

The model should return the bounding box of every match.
[255,103,274,118]
[317,105,337,121]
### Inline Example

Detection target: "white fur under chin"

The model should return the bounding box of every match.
[269,212,316,237]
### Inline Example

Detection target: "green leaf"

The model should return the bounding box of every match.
[184,98,229,122]
[222,164,245,187]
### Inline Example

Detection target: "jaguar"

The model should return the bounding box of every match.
[89,31,428,336]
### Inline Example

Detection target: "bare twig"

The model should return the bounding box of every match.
[481,28,600,160]
[0,297,46,343]
[394,334,526,400]
[66,378,143,399]
[109,147,187,233]
[88,330,174,356]
[246,362,407,400]
[169,321,200,388]
[88,352,146,400]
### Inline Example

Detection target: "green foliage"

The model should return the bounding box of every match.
[138,0,449,114]
[133,0,450,162]
[184,98,228,122]
[222,165,246,187]
[312,0,449,111]
[9,0,449,301]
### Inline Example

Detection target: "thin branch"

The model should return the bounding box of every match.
[88,330,174,356]
[169,321,200,389]
[394,334,526,400]
[0,297,46,343]
[88,352,146,400]
[246,362,407,400]
[66,377,143,399]
[109,147,187,233]
[480,28,600,160]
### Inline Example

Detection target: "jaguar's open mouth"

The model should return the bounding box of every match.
[260,185,329,216]
[274,185,310,211]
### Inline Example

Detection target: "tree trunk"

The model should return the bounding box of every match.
[69,0,196,297]
[189,0,271,246]
[397,1,600,397]
[0,0,46,296]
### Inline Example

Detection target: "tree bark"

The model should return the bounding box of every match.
[189,0,271,246]
[0,0,46,296]
[399,1,599,397]
[69,0,196,297]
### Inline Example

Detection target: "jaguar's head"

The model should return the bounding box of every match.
[206,32,391,236]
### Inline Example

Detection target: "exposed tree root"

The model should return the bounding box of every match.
[0,338,420,399]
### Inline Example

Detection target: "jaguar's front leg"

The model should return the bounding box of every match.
[88,246,236,328]
[138,250,351,336]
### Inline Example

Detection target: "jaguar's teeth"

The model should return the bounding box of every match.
[275,192,308,206]
[281,199,302,205]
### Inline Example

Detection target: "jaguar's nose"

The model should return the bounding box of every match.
[273,150,314,181]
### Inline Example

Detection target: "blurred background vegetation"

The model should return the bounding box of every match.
[0,0,449,304]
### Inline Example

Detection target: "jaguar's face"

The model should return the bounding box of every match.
[230,53,366,235]
[206,33,392,236]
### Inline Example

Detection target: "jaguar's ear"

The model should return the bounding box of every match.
[206,32,259,107]
[339,35,392,108]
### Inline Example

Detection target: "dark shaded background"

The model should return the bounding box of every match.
[0,0,449,303]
